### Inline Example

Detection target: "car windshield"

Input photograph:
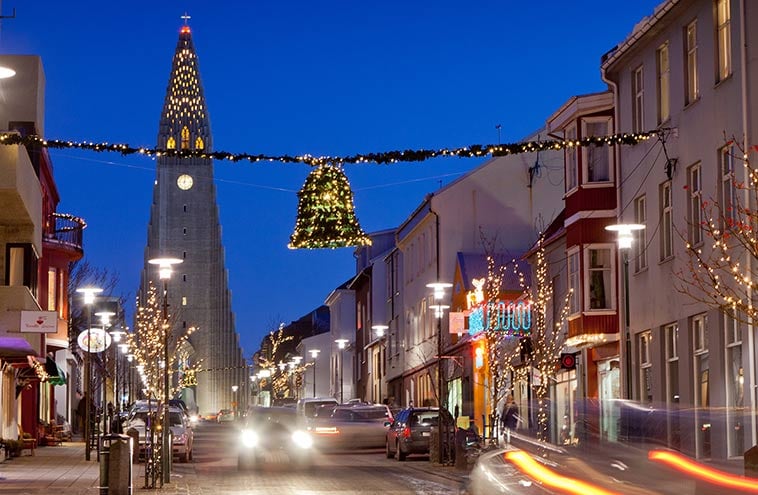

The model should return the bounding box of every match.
[169,412,184,427]
[332,408,389,421]
[411,411,439,426]
[303,401,337,417]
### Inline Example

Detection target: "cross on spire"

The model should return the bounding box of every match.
[181,12,191,25]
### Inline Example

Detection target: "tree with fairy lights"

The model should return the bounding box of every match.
[127,281,202,401]
[520,237,572,442]
[255,324,303,398]
[675,139,758,323]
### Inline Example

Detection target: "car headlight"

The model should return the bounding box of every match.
[292,430,313,449]
[241,429,259,448]
[189,414,199,424]
[172,432,187,444]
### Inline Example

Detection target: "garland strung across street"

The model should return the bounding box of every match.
[0,130,661,249]
[0,130,659,165]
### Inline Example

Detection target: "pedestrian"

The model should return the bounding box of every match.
[500,395,519,444]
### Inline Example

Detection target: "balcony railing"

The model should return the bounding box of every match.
[43,212,86,252]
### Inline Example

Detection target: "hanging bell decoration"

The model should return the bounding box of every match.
[288,164,372,249]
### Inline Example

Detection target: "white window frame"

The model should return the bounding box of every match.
[660,181,673,260]
[716,0,732,82]
[638,330,653,403]
[565,125,578,193]
[632,66,644,133]
[634,195,648,272]
[720,144,737,224]
[685,20,699,104]
[688,163,703,246]
[567,248,580,316]
[583,244,616,312]
[665,323,679,400]
[581,117,613,184]
[724,309,744,458]
[656,42,670,124]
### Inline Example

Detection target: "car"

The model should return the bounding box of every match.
[385,407,455,461]
[123,406,194,462]
[309,404,393,450]
[217,409,235,423]
[237,406,314,470]
[295,397,339,424]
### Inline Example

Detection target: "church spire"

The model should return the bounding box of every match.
[157,17,212,152]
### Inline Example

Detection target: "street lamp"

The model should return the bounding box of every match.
[148,256,183,485]
[335,339,350,403]
[308,349,320,397]
[231,385,239,419]
[96,311,116,436]
[605,223,645,401]
[372,325,388,404]
[76,286,102,461]
[427,281,451,465]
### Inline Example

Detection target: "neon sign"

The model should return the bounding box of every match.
[468,301,531,337]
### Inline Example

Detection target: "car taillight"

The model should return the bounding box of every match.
[402,426,411,439]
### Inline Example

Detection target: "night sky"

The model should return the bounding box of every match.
[1,0,664,357]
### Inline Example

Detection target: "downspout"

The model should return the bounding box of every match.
[429,197,447,462]
[739,0,756,447]
[601,64,632,401]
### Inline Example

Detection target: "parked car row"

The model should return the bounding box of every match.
[120,399,195,462]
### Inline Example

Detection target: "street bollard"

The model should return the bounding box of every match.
[126,428,139,464]
[107,434,133,495]
[99,437,110,495]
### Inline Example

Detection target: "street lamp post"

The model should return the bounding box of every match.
[231,385,239,419]
[427,281,451,466]
[148,257,183,485]
[335,339,349,403]
[309,349,320,397]
[76,286,102,461]
[96,311,115,435]
[372,325,388,404]
[605,223,644,403]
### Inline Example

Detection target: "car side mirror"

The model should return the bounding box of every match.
[384,421,391,428]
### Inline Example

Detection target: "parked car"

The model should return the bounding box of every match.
[295,397,339,425]
[385,407,455,461]
[309,404,393,450]
[217,409,235,423]
[123,406,194,462]
[237,406,313,470]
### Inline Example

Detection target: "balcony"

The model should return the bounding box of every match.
[42,212,86,259]
[0,143,42,249]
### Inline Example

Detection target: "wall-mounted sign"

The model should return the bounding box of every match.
[467,301,532,337]
[77,328,112,353]
[20,311,57,333]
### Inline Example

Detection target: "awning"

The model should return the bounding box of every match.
[44,357,66,385]
[0,337,37,359]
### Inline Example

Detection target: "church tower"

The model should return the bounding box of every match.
[139,21,246,416]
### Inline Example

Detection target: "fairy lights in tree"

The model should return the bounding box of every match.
[676,139,758,323]
[518,237,572,442]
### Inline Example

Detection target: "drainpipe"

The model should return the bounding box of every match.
[739,0,756,447]
[429,199,446,463]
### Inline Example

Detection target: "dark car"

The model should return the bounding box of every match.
[309,404,393,450]
[237,406,314,470]
[385,407,455,461]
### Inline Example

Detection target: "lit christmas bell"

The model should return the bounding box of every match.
[288,164,372,249]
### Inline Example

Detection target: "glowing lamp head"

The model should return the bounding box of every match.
[76,287,103,305]
[148,257,183,279]
[426,282,453,300]
[372,325,388,338]
[309,349,321,359]
[335,338,349,350]
[231,385,239,393]
[605,224,645,250]
[0,66,16,79]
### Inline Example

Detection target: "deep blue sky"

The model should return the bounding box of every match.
[2,0,663,357]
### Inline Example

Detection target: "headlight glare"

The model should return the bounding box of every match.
[292,430,313,449]
[241,429,258,448]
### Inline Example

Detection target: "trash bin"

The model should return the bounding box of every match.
[100,434,133,495]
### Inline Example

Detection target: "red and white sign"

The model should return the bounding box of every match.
[77,328,112,353]
[449,312,466,334]
[20,311,57,333]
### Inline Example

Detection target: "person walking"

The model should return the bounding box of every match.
[501,395,519,445]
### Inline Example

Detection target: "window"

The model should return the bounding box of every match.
[665,323,680,448]
[724,309,744,457]
[685,20,699,104]
[688,163,703,246]
[692,313,710,458]
[656,42,670,124]
[632,66,644,133]
[166,136,176,149]
[565,125,578,192]
[634,196,648,271]
[638,331,653,404]
[181,126,190,149]
[716,0,731,82]
[182,296,187,306]
[660,181,673,260]
[720,144,737,224]
[568,250,580,315]
[582,118,612,182]
[195,137,204,150]
[47,268,57,311]
[6,243,38,294]
[586,247,612,310]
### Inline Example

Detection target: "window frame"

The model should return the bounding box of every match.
[638,330,653,404]
[581,117,613,184]
[685,20,699,105]
[634,195,648,272]
[565,125,578,193]
[567,248,581,316]
[688,163,703,246]
[660,181,674,260]
[716,0,732,82]
[719,143,737,225]
[656,42,671,124]
[632,66,645,133]
[583,244,616,312]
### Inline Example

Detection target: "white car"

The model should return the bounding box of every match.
[124,406,194,462]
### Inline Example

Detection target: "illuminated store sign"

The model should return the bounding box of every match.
[468,301,531,336]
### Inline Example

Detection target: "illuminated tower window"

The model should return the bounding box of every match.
[195,137,204,150]
[167,137,176,149]
[181,126,190,149]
